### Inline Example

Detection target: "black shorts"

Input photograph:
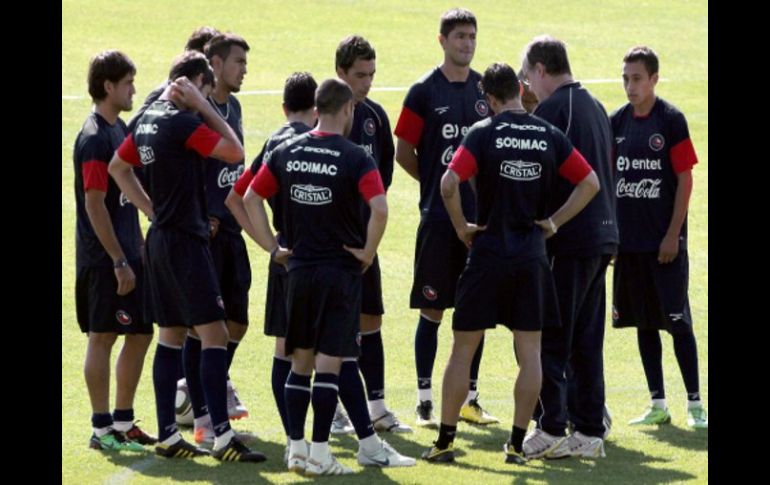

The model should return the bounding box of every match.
[210,231,251,325]
[76,259,152,334]
[144,228,226,327]
[453,254,561,332]
[410,218,468,309]
[263,259,288,337]
[285,265,361,358]
[612,251,693,334]
[361,254,384,315]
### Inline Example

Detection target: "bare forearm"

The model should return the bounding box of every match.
[666,170,693,237]
[85,197,127,262]
[363,205,387,256]
[441,172,467,233]
[395,140,420,181]
[243,191,279,252]
[225,190,263,244]
[108,161,153,219]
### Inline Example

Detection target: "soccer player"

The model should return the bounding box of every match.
[611,46,707,429]
[394,7,498,427]
[421,62,599,465]
[109,51,265,462]
[74,50,154,452]
[178,33,253,446]
[519,35,618,459]
[226,71,319,457]
[244,79,416,475]
[334,34,411,433]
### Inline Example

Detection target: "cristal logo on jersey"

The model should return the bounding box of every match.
[475,99,489,117]
[616,178,661,199]
[290,184,333,205]
[500,160,542,181]
[217,165,244,188]
[422,285,438,301]
[363,118,376,137]
[115,310,132,326]
[649,133,665,151]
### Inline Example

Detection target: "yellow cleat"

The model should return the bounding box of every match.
[460,396,500,425]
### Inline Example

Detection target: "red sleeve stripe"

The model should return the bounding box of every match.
[670,138,698,174]
[232,169,255,197]
[185,124,222,157]
[393,106,424,146]
[82,160,109,192]
[358,169,386,202]
[559,148,593,184]
[116,134,141,167]
[250,163,279,199]
[448,146,478,182]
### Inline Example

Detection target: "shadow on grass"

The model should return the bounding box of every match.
[640,424,708,452]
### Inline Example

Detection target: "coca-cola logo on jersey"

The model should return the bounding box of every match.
[616,178,661,199]
[217,166,244,188]
[441,145,454,165]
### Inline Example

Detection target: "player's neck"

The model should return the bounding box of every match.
[315,117,344,136]
[94,102,119,125]
[210,87,230,105]
[632,95,656,117]
[440,62,471,82]
[287,110,317,129]
[495,99,526,115]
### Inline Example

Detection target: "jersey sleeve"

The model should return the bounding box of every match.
[173,111,222,158]
[667,110,698,174]
[250,163,279,199]
[356,152,385,202]
[394,83,427,146]
[379,108,395,190]
[447,123,484,182]
[116,133,142,167]
[80,135,111,192]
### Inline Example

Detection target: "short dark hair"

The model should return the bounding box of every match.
[185,26,220,52]
[440,8,477,37]
[204,33,250,62]
[335,35,376,72]
[481,63,520,102]
[87,50,136,102]
[623,45,659,76]
[315,78,353,115]
[284,72,317,112]
[524,35,571,76]
[169,51,215,88]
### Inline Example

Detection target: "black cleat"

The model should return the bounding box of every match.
[155,438,210,458]
[212,437,267,463]
[125,421,158,445]
[504,442,527,465]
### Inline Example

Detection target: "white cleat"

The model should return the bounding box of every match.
[287,440,308,474]
[547,431,605,459]
[305,452,353,476]
[372,411,413,433]
[226,380,249,420]
[330,405,355,435]
[358,439,416,467]
[522,428,567,459]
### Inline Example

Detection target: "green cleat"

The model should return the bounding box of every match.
[89,429,145,452]
[628,405,671,425]
[687,405,708,429]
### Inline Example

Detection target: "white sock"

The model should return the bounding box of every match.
[290,439,307,457]
[418,388,432,403]
[213,429,234,451]
[368,399,388,418]
[112,421,132,432]
[652,399,667,409]
[687,400,702,409]
[358,434,381,454]
[94,426,111,438]
[335,402,346,415]
[194,413,212,432]
[161,432,182,446]
[464,389,479,405]
[309,441,330,462]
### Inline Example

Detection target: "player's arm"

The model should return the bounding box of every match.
[659,169,692,264]
[243,165,291,266]
[345,167,388,272]
[108,134,154,220]
[395,139,420,181]
[225,167,263,244]
[393,93,424,182]
[83,157,136,296]
[536,148,599,238]
[441,146,485,247]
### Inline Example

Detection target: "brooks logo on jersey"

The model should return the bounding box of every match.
[495,137,547,151]
[616,178,661,199]
[495,122,546,132]
[285,160,338,176]
[290,184,333,205]
[293,146,341,157]
[500,160,542,181]
[217,166,245,188]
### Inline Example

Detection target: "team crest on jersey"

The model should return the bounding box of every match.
[363,118,376,137]
[422,285,438,301]
[475,99,489,117]
[216,296,225,309]
[649,133,665,151]
[116,310,132,326]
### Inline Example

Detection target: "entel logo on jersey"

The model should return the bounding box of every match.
[442,123,469,140]
[290,184,333,205]
[217,165,244,188]
[364,118,376,137]
[115,310,132,326]
[616,178,661,199]
[616,156,662,172]
[475,99,489,117]
[649,133,665,151]
[500,160,542,181]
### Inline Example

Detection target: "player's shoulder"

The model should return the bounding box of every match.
[655,97,686,122]
[360,98,388,125]
[609,102,633,123]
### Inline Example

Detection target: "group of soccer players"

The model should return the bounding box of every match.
[72,6,707,476]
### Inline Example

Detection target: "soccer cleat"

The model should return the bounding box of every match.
[305,452,353,476]
[547,432,605,459]
[330,405,355,434]
[155,438,210,458]
[420,442,455,463]
[194,426,256,447]
[358,439,416,467]
[687,405,708,429]
[89,429,145,452]
[287,441,308,474]
[503,441,527,465]
[522,428,566,459]
[124,421,158,445]
[227,381,249,420]
[459,396,500,425]
[372,410,413,433]
[602,405,613,439]
[212,437,266,463]
[415,400,438,428]
[628,405,671,425]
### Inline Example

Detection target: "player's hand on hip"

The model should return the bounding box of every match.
[114,265,136,296]
[457,223,486,248]
[272,247,292,270]
[343,245,374,273]
[657,234,679,264]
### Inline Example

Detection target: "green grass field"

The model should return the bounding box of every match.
[62,1,708,483]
